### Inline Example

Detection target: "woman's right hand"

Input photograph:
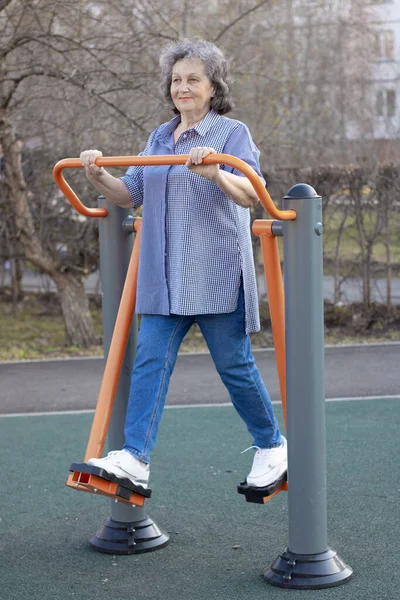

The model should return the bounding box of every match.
[80,149,104,178]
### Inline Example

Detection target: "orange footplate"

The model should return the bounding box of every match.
[237,472,288,504]
[66,463,151,507]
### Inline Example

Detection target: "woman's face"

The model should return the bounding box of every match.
[170,58,215,117]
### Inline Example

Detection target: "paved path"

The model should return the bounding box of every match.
[3,268,400,304]
[1,343,399,414]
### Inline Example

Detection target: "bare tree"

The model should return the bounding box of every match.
[1,0,396,348]
[0,0,162,346]
[376,164,400,311]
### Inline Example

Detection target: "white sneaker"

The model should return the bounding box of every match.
[246,436,287,488]
[88,450,150,488]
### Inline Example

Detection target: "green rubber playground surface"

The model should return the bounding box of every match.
[0,399,399,600]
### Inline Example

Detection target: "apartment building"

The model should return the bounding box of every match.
[287,0,400,160]
[369,0,400,140]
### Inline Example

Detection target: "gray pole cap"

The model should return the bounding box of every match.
[284,183,321,200]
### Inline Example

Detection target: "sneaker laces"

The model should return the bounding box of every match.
[241,445,263,464]
[104,450,148,471]
[241,445,260,454]
[102,450,125,464]
[241,445,278,467]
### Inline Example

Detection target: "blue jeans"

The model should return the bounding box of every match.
[123,286,282,463]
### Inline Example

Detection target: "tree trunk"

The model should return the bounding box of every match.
[8,257,24,304]
[384,196,392,311]
[15,257,24,299]
[0,108,98,346]
[352,189,369,311]
[52,271,98,347]
[363,245,372,311]
[333,204,349,305]
[5,223,24,304]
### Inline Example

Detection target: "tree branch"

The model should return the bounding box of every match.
[213,0,272,43]
[0,0,13,11]
[20,68,148,133]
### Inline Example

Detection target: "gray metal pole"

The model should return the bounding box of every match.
[89,197,168,554]
[98,197,140,524]
[284,186,327,555]
[264,184,352,589]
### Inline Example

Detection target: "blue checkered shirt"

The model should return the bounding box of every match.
[121,110,264,334]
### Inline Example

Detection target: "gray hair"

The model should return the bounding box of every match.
[159,38,234,115]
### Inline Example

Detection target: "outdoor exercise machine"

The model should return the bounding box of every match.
[53,154,353,589]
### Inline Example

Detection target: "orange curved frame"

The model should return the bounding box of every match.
[252,221,288,501]
[54,155,292,505]
[53,155,296,221]
[66,218,144,506]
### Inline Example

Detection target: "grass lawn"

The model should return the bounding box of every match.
[1,291,399,361]
[252,208,400,279]
[322,207,400,270]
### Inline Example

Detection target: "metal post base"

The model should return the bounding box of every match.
[264,548,353,589]
[90,517,169,555]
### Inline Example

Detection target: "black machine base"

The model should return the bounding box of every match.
[70,462,152,501]
[237,471,287,503]
[264,548,353,589]
[90,517,169,555]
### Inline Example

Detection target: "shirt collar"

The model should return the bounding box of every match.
[192,109,221,136]
[155,109,221,143]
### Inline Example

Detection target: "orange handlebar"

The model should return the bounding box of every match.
[53,155,296,220]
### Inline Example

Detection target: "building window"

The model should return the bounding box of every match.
[387,89,396,117]
[376,89,396,118]
[375,30,395,59]
[376,91,384,117]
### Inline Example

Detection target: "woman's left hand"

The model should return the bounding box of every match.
[186,147,220,182]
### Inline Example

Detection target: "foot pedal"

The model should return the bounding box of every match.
[67,462,151,506]
[237,471,287,504]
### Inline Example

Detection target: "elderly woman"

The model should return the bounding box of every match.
[80,38,286,491]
